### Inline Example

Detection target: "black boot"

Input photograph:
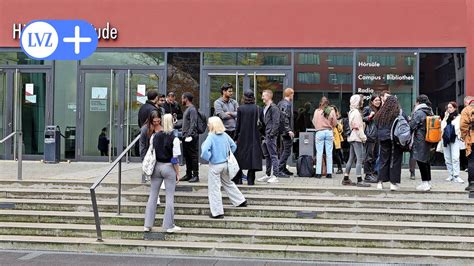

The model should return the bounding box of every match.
[247,171,255,186]
[232,171,243,185]
[465,182,474,191]
[180,174,192,182]
[189,175,200,183]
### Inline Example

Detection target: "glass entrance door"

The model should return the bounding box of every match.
[77,69,164,161]
[0,69,52,159]
[203,70,291,115]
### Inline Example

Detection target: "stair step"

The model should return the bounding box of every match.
[1,188,473,211]
[2,198,474,222]
[0,235,472,263]
[0,180,468,199]
[1,210,474,236]
[1,222,474,251]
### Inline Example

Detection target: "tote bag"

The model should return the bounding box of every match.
[142,134,156,177]
[226,139,240,177]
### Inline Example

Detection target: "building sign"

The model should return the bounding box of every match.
[12,22,118,40]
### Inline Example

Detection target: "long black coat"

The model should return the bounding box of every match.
[235,103,263,171]
[409,104,433,163]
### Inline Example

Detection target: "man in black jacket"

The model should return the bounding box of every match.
[277,88,295,176]
[138,89,159,128]
[179,92,200,183]
[163,91,183,121]
[257,90,284,183]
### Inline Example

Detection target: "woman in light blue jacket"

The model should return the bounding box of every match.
[201,117,247,219]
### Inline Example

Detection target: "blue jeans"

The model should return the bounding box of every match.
[315,129,334,175]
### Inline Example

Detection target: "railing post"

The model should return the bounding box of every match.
[90,189,103,241]
[17,131,22,181]
[117,159,122,215]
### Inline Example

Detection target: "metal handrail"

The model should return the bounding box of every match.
[90,134,141,241]
[0,131,22,181]
[0,131,17,143]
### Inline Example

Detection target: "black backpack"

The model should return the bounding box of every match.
[342,117,351,139]
[297,155,315,177]
[196,110,208,134]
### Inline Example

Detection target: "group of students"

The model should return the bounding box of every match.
[314,91,474,193]
[136,85,474,233]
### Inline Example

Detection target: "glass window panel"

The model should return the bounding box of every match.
[203,52,290,66]
[53,61,77,159]
[329,73,352,85]
[328,54,353,66]
[357,52,416,113]
[297,72,320,84]
[297,53,320,65]
[81,52,165,66]
[167,53,200,108]
[0,52,52,65]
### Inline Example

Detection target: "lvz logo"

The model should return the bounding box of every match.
[28,32,55,51]
[20,20,98,60]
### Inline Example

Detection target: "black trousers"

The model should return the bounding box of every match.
[278,135,293,172]
[469,144,474,184]
[409,151,417,174]
[378,140,402,184]
[234,169,256,185]
[333,148,344,170]
[363,141,378,175]
[183,137,199,177]
[417,160,431,181]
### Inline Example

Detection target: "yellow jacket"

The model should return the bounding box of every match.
[333,121,344,150]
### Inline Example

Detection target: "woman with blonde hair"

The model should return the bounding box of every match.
[143,114,182,233]
[201,116,247,219]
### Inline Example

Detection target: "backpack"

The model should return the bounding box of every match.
[442,123,456,145]
[196,110,208,134]
[342,109,356,139]
[391,110,412,148]
[297,155,315,177]
[342,117,351,139]
[425,115,442,143]
[278,104,288,134]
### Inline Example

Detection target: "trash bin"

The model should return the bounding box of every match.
[44,125,61,163]
[64,126,76,159]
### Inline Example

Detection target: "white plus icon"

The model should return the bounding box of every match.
[63,26,92,54]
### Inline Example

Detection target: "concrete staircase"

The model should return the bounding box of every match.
[0,179,473,264]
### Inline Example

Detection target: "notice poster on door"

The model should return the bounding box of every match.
[136,84,147,104]
[25,83,37,104]
[90,87,108,112]
[91,87,108,99]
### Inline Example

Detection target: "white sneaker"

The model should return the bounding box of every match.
[166,225,182,233]
[377,182,384,190]
[257,175,272,182]
[390,183,400,191]
[453,176,465,183]
[416,181,431,191]
[446,176,454,182]
[143,227,151,232]
[267,176,279,183]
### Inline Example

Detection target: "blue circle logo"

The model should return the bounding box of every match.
[20,20,98,60]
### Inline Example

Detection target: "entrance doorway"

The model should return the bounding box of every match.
[0,68,53,160]
[76,69,165,161]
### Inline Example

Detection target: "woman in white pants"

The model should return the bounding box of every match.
[438,102,465,183]
[201,117,247,219]
[143,114,182,233]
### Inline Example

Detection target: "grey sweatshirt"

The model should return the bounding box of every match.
[214,97,238,131]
